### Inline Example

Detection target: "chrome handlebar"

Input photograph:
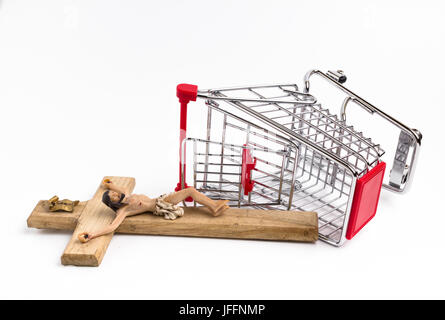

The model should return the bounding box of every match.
[304,69,422,193]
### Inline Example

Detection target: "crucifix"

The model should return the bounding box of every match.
[27,176,318,267]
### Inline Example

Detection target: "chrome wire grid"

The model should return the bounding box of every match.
[207,85,385,177]
[181,82,385,245]
[181,82,384,245]
[188,140,355,244]
[179,70,422,246]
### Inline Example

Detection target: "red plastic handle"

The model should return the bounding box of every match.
[175,84,198,201]
[241,146,256,195]
[177,83,198,104]
[177,84,198,146]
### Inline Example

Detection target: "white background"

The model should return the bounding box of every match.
[0,0,444,299]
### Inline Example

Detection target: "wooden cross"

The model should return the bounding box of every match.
[27,176,318,267]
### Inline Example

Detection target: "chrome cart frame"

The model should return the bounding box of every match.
[175,70,422,246]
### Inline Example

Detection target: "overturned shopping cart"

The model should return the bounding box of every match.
[174,70,422,246]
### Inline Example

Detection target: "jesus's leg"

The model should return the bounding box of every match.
[164,187,229,216]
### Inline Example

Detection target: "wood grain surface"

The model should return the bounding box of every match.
[27,197,318,264]
[59,176,136,267]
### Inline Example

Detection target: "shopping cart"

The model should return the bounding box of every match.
[174,70,422,246]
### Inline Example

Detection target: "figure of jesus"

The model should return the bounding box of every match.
[78,179,229,243]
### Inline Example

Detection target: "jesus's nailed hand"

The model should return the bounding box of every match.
[78,232,92,243]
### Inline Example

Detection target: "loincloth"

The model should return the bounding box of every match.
[153,193,184,220]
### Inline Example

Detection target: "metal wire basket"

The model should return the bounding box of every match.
[174,70,422,246]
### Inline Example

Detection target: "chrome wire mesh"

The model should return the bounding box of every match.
[208,85,385,177]
[182,83,385,246]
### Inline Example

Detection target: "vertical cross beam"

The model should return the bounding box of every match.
[61,176,135,267]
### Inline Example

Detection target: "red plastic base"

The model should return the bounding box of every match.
[175,182,193,202]
[346,162,386,240]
